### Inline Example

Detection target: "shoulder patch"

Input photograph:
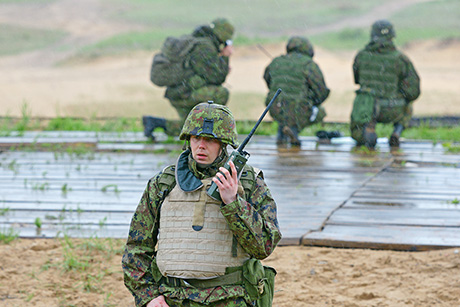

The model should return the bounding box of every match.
[239,164,261,199]
[158,165,176,189]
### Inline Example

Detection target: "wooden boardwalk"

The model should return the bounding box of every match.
[1,131,459,251]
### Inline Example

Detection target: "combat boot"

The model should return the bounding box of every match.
[316,130,342,139]
[276,126,288,146]
[283,126,301,147]
[327,131,342,139]
[363,124,377,149]
[389,123,404,147]
[142,116,167,140]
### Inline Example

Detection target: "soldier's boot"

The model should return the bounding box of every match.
[389,123,404,147]
[142,116,167,140]
[363,124,377,149]
[316,130,342,140]
[327,131,342,139]
[283,126,301,147]
[316,130,331,144]
[276,126,288,146]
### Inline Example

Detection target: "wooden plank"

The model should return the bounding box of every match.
[7,225,130,239]
[0,210,133,225]
[347,198,458,210]
[1,133,459,251]
[351,193,459,202]
[0,188,142,201]
[302,224,460,251]
[0,201,136,212]
[355,185,460,195]
[328,208,460,227]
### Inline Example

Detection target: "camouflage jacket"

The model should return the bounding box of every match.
[353,39,420,102]
[164,28,230,101]
[122,151,281,307]
[188,30,230,86]
[263,51,330,107]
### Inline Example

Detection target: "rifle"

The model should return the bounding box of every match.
[207,88,282,201]
[256,44,273,59]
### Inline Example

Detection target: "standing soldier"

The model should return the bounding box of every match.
[143,18,234,140]
[350,20,421,148]
[123,101,282,307]
[263,36,330,146]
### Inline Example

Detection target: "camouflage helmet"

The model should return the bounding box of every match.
[371,20,395,41]
[210,18,234,43]
[286,36,314,57]
[179,101,238,148]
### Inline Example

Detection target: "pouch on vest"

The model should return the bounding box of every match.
[243,259,264,301]
[350,89,375,125]
[256,266,276,307]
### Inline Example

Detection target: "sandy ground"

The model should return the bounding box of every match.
[1,1,460,306]
[1,239,459,306]
[0,0,459,121]
[2,40,460,122]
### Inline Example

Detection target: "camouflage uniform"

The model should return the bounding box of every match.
[351,20,420,147]
[123,102,281,307]
[263,36,330,145]
[146,18,234,137]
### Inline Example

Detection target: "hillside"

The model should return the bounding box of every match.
[0,0,459,122]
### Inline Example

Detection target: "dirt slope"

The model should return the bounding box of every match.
[0,0,459,122]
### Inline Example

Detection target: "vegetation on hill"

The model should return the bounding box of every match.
[1,0,459,58]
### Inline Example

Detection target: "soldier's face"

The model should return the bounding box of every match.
[190,136,222,165]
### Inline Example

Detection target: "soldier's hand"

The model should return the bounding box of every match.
[221,45,233,57]
[213,161,238,205]
[147,295,169,307]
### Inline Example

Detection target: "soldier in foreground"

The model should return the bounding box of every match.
[263,36,330,146]
[350,20,420,149]
[123,101,282,306]
[143,18,234,140]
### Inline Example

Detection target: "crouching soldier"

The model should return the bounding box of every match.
[350,20,420,148]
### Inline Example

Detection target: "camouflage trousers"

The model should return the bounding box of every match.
[269,99,326,131]
[351,99,413,144]
[164,85,229,136]
[159,283,252,307]
[166,297,249,307]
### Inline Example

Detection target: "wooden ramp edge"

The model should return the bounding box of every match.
[301,160,460,251]
[1,132,459,252]
[301,224,460,251]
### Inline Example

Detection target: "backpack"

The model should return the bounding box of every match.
[150,35,200,87]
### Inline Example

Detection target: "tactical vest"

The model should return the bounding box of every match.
[356,50,403,99]
[156,174,255,279]
[266,53,312,104]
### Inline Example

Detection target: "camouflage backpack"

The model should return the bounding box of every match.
[150,35,202,87]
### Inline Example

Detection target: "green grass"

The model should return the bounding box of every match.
[46,116,142,132]
[0,0,54,2]
[311,0,460,50]
[3,0,459,58]
[73,0,460,57]
[0,115,143,135]
[109,0,382,30]
[0,227,19,244]
[0,24,66,56]
[442,142,460,154]
[0,208,10,216]
[0,0,53,2]
[3,112,460,144]
[72,29,186,60]
[403,125,460,143]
